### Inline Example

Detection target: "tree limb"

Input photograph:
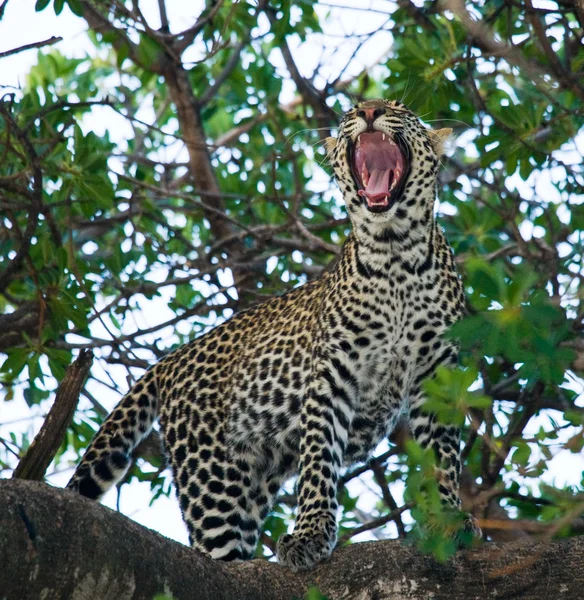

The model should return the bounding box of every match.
[2,480,584,600]
[12,350,93,481]
[78,1,150,70]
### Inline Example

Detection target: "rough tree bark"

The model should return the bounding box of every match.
[1,480,582,600]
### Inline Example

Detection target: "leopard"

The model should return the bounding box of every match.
[67,98,481,571]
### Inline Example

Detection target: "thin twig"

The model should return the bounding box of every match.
[0,36,62,59]
[339,503,413,543]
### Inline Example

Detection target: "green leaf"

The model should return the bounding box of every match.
[1,349,32,380]
[135,35,162,68]
[116,41,130,68]
[512,443,531,466]
[465,258,503,301]
[35,0,51,11]
[66,0,83,16]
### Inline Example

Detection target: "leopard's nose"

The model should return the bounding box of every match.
[356,106,386,128]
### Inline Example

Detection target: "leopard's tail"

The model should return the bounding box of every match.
[66,368,159,500]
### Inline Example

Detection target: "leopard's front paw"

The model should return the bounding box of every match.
[452,513,482,547]
[277,532,335,572]
[462,513,482,538]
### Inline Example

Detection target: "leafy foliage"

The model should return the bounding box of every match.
[1,0,583,557]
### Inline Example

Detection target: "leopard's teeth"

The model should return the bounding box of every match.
[382,133,386,141]
[361,170,368,185]
[390,168,399,191]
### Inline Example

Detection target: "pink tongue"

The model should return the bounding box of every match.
[360,168,390,201]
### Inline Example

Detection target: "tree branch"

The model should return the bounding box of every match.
[199,38,248,106]
[3,480,584,600]
[174,0,225,55]
[12,350,93,481]
[339,503,413,543]
[0,36,62,59]
[396,0,436,31]
[198,0,269,106]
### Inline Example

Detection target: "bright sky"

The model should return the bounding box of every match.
[1,0,582,551]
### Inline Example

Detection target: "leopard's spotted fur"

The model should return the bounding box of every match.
[68,99,480,571]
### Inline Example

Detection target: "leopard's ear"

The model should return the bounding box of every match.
[325,136,337,154]
[429,127,453,156]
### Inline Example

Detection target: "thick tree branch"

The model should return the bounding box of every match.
[158,58,262,304]
[2,480,584,600]
[157,63,233,240]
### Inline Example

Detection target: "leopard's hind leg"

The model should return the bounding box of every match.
[163,395,259,561]
[169,424,291,560]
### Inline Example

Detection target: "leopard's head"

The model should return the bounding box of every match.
[326,99,451,237]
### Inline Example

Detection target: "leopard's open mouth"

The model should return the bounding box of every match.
[348,132,410,213]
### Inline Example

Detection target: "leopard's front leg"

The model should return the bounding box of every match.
[277,360,355,571]
[409,388,482,539]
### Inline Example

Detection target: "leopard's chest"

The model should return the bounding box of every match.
[340,276,432,381]
[337,272,448,452]
[349,329,418,425]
